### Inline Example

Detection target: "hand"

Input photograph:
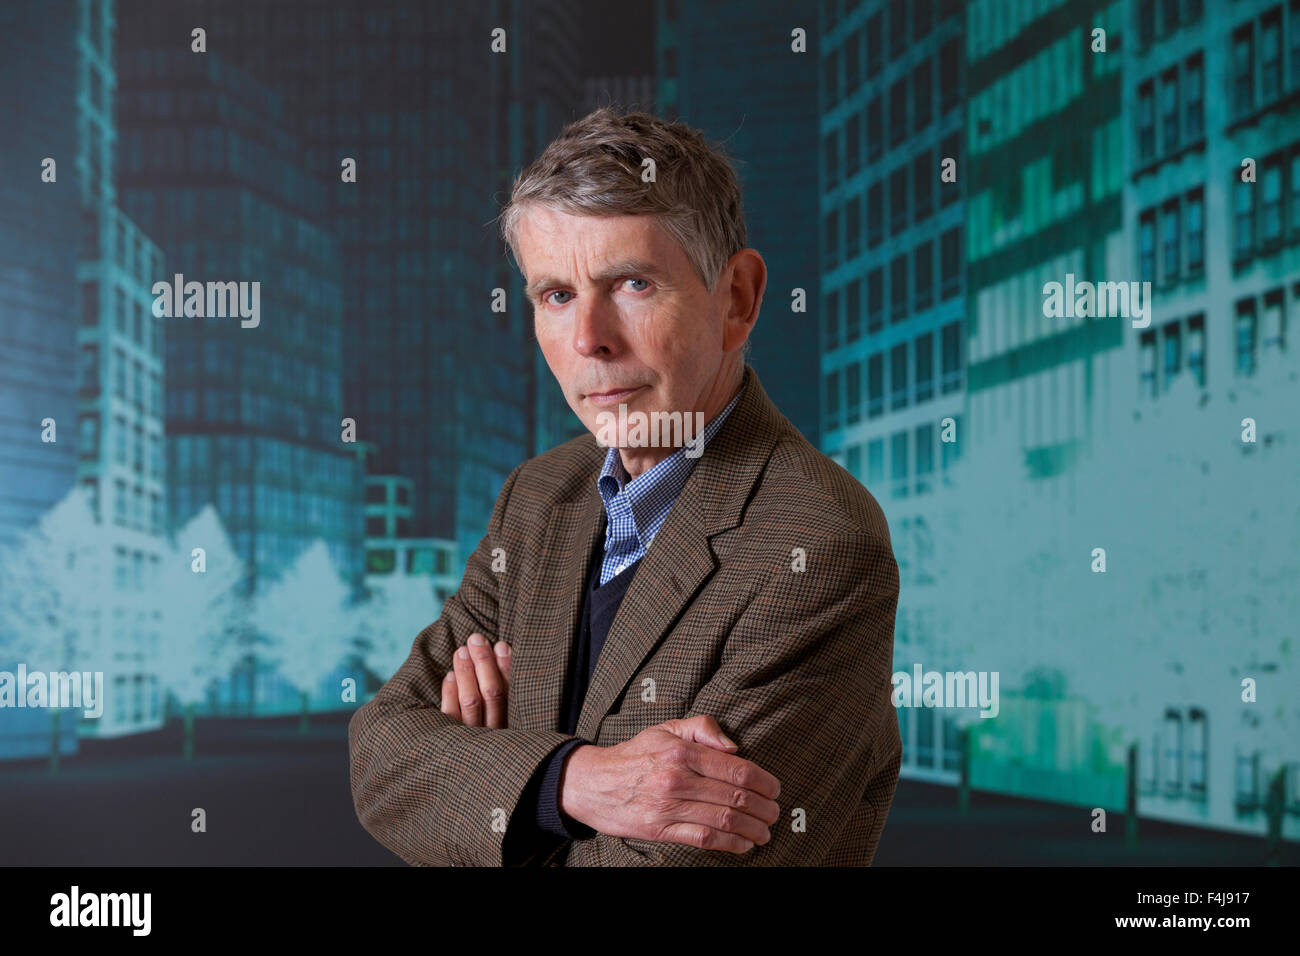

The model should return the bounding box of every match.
[558,715,781,854]
[440,633,512,728]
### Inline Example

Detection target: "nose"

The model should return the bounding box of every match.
[571,294,618,358]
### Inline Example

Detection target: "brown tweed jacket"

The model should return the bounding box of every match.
[348,363,901,866]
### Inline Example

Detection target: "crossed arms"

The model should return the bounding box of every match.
[347,463,901,865]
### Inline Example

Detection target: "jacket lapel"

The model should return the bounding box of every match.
[572,364,785,741]
[509,489,605,732]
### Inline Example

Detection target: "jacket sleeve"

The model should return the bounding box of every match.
[347,461,583,866]
[564,530,901,866]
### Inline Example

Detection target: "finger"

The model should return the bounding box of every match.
[680,740,781,801]
[494,641,512,684]
[465,633,507,728]
[452,645,483,726]
[653,820,757,855]
[440,671,461,721]
[664,773,781,828]
[663,714,738,752]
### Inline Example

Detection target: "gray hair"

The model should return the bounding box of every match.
[497,107,749,298]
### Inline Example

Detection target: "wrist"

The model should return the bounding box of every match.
[558,743,595,830]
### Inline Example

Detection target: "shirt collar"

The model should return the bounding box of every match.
[596,384,744,547]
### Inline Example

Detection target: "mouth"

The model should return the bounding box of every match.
[584,384,646,406]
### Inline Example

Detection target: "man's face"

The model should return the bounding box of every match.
[517,205,743,473]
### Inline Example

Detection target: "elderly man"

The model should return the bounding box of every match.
[348,108,901,866]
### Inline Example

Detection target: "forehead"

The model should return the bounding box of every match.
[515,205,679,268]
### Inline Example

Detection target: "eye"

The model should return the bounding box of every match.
[545,290,573,306]
[624,278,650,292]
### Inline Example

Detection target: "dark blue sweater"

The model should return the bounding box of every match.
[502,539,643,862]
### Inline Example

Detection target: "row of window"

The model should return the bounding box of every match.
[825,229,963,348]
[1228,2,1300,121]
[826,135,963,256]
[1135,53,1205,165]
[824,321,964,432]
[824,42,962,182]
[1233,282,1295,378]
[1136,281,1296,398]
[836,414,964,502]
[1233,142,1300,262]
[1137,705,1207,799]
[1136,0,1204,51]
[1137,187,1205,287]
[823,0,964,103]
[89,477,165,536]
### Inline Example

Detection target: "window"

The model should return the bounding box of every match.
[1139,330,1157,398]
[914,0,932,41]
[939,38,960,114]
[1188,313,1206,386]
[890,343,908,410]
[845,28,861,93]
[824,287,840,351]
[890,254,908,323]
[890,430,909,499]
[889,78,907,146]
[867,353,884,418]
[866,97,882,162]
[79,415,98,457]
[1160,0,1179,37]
[1186,188,1204,274]
[867,180,883,248]
[1163,708,1183,796]
[915,332,933,403]
[1261,157,1282,244]
[824,46,839,108]
[1232,24,1254,116]
[1262,288,1285,351]
[914,239,933,311]
[846,361,861,424]
[915,423,934,495]
[1139,210,1157,283]
[1160,70,1179,154]
[1292,150,1300,237]
[846,195,861,258]
[825,206,840,268]
[890,166,908,236]
[866,11,882,79]
[888,0,907,60]
[1162,320,1181,389]
[823,129,839,188]
[913,61,932,132]
[1188,709,1207,798]
[1137,82,1155,162]
[846,279,861,343]
[867,267,883,333]
[914,151,933,222]
[1138,0,1155,49]
[1185,54,1204,141]
[1234,174,1254,260]
[867,438,884,486]
[1162,199,1180,283]
[846,115,861,176]
[81,281,98,327]
[1261,10,1281,103]
[1235,298,1257,376]
[940,228,961,299]
[941,321,962,393]
[1292,0,1300,90]
[825,369,841,431]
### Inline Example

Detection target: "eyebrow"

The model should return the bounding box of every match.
[524,259,668,303]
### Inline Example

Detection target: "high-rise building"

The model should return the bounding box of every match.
[820,0,969,779]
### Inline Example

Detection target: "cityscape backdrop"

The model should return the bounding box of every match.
[1,0,1297,862]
